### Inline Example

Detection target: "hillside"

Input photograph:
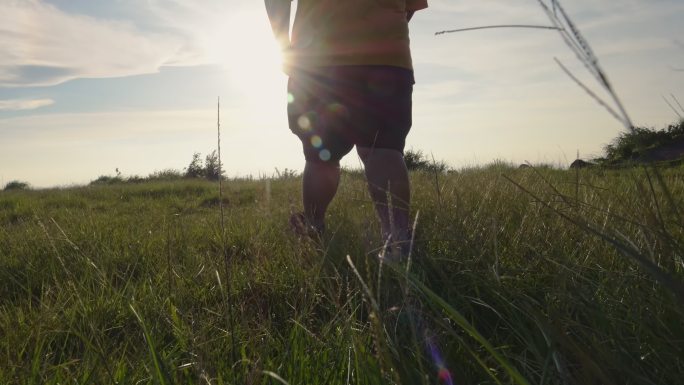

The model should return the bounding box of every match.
[1,166,683,384]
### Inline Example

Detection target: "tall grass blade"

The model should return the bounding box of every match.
[554,58,625,125]
[537,0,634,130]
[662,95,683,119]
[346,255,380,321]
[671,94,684,114]
[435,24,561,35]
[395,268,532,385]
[130,304,171,385]
[503,175,684,306]
[217,96,238,379]
[263,370,291,385]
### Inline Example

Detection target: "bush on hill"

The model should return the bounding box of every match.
[185,152,205,178]
[597,119,684,164]
[125,175,146,183]
[184,151,225,180]
[404,149,448,172]
[147,169,184,181]
[204,150,224,181]
[90,175,125,185]
[3,180,30,191]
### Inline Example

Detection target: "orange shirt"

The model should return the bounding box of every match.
[288,0,428,70]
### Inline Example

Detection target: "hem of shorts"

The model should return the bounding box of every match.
[290,56,414,71]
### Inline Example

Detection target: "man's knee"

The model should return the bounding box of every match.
[306,159,341,170]
[357,147,403,164]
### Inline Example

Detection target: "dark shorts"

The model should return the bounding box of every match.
[287,65,414,163]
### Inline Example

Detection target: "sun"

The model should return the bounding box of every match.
[207,10,286,104]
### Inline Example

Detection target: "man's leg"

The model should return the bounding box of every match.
[302,160,341,233]
[357,147,411,247]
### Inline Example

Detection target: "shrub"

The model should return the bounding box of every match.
[273,167,299,179]
[185,152,205,178]
[3,180,30,191]
[599,119,684,164]
[147,169,184,181]
[204,150,225,181]
[404,149,448,172]
[184,151,225,180]
[126,175,145,183]
[89,175,124,185]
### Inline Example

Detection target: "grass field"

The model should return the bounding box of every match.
[1,164,683,384]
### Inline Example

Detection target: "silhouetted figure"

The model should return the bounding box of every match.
[266,0,428,257]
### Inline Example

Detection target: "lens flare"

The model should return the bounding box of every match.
[310,135,323,148]
[319,149,331,161]
[298,115,312,131]
[427,336,454,385]
[438,368,453,384]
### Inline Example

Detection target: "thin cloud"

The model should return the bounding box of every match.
[0,98,55,111]
[0,0,192,87]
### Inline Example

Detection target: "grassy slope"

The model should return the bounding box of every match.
[0,166,682,384]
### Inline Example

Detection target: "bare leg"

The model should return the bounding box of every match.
[357,147,411,248]
[302,160,340,232]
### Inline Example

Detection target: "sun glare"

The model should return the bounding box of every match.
[209,11,285,105]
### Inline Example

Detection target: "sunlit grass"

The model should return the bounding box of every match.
[1,165,682,384]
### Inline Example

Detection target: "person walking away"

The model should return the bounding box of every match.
[265,0,428,257]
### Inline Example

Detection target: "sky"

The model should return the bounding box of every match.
[1,0,683,188]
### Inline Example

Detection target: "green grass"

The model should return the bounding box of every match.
[1,166,683,384]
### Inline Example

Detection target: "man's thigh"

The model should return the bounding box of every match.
[287,66,414,163]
